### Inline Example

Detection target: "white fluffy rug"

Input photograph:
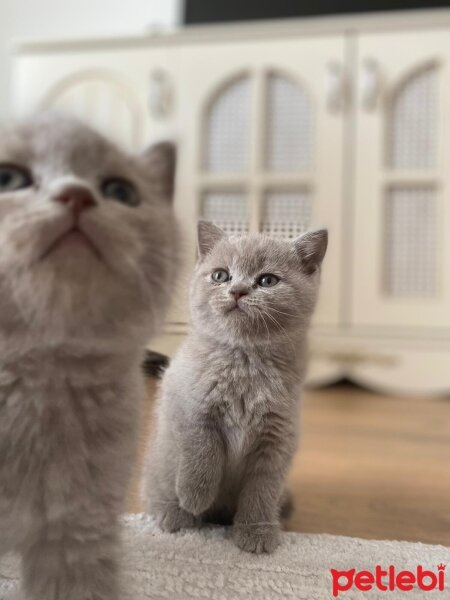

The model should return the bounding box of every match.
[1,514,448,599]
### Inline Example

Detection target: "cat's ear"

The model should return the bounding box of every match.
[293,229,328,274]
[197,220,226,259]
[140,141,176,199]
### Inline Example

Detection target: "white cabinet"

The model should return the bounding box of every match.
[11,10,450,396]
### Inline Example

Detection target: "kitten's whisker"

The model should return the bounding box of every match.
[267,307,298,319]
[258,309,271,344]
[257,307,297,354]
[259,300,298,319]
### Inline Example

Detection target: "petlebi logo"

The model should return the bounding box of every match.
[330,563,446,597]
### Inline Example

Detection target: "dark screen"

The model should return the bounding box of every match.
[184,1,450,25]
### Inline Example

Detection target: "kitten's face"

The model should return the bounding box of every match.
[190,222,327,346]
[0,114,178,347]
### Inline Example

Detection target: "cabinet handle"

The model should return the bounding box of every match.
[325,61,347,113]
[361,58,382,111]
[148,69,172,119]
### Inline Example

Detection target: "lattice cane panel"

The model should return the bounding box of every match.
[384,187,437,297]
[266,74,313,172]
[261,191,312,239]
[388,66,437,169]
[202,192,249,235]
[205,77,251,173]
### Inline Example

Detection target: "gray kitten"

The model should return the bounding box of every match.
[145,221,327,554]
[0,114,177,599]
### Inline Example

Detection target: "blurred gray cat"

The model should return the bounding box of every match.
[0,114,178,599]
[145,221,327,554]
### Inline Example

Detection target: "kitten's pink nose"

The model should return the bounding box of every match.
[54,186,96,216]
[230,288,248,302]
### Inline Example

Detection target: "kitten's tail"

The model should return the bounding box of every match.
[142,350,170,379]
[280,489,294,521]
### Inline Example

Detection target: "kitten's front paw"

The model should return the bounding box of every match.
[156,504,198,533]
[176,473,216,516]
[232,523,281,554]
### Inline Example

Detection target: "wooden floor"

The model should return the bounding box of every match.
[129,380,450,546]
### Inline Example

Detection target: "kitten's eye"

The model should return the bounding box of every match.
[0,164,32,193]
[257,274,279,288]
[101,178,140,207]
[211,269,230,283]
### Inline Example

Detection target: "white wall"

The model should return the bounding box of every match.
[0,0,182,117]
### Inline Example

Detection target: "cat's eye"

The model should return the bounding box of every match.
[211,269,230,283]
[257,274,279,288]
[101,178,140,207]
[0,164,32,193]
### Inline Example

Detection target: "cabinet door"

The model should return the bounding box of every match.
[175,36,346,326]
[353,30,450,329]
[12,45,180,151]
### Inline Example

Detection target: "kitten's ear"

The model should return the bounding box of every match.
[140,141,176,199]
[294,229,328,274]
[197,220,226,259]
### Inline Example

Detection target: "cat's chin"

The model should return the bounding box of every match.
[3,265,152,348]
[40,227,103,263]
[224,305,244,315]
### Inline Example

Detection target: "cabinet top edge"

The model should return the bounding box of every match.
[11,8,450,55]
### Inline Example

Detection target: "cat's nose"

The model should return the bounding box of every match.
[230,287,249,302]
[53,185,96,216]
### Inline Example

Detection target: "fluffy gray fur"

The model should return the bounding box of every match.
[145,221,327,554]
[0,114,178,599]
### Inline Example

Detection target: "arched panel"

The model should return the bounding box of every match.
[265,72,313,172]
[42,70,144,151]
[388,64,438,169]
[204,75,251,173]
